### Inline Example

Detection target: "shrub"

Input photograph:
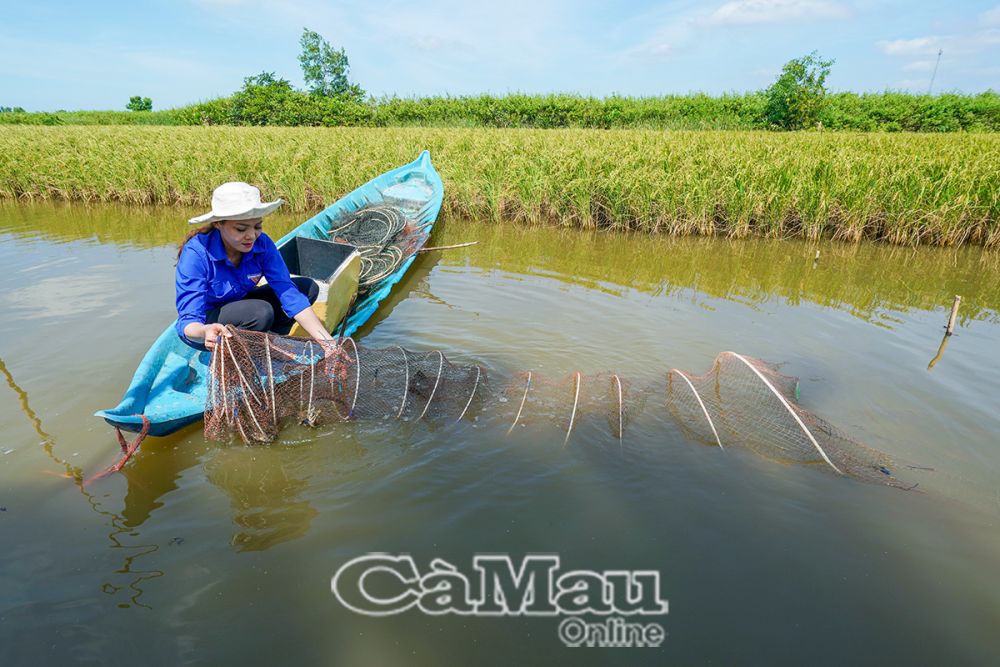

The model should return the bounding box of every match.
[127,96,153,112]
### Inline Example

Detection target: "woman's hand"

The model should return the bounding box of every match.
[184,321,231,350]
[201,323,231,351]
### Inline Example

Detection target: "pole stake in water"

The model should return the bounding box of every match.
[945,295,961,336]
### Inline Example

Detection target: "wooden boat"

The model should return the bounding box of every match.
[95,150,443,438]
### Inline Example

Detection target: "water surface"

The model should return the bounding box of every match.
[1,203,999,665]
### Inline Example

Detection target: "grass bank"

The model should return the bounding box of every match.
[1,126,997,246]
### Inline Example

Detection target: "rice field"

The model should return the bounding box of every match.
[1,125,998,246]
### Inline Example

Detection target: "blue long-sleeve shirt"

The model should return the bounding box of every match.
[175,230,311,346]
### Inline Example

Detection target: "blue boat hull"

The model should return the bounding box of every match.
[96,151,443,435]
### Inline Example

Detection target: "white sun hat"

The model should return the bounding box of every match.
[188,182,284,224]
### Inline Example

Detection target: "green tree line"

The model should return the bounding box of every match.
[4,91,997,131]
[3,35,998,131]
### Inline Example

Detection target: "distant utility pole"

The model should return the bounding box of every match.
[928,49,943,95]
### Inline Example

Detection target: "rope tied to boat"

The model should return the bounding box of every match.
[85,415,151,485]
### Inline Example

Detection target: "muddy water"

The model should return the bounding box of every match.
[1,202,999,665]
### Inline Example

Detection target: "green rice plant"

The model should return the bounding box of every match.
[0,126,996,246]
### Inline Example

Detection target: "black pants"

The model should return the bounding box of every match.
[206,277,319,336]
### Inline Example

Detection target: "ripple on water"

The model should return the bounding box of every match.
[1,206,999,664]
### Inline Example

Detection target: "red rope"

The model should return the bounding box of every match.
[84,415,151,486]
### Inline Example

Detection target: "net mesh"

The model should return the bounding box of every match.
[206,329,906,488]
[497,372,649,445]
[665,353,895,485]
[205,331,488,443]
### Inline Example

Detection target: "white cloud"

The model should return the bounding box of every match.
[978,28,1000,46]
[645,42,673,57]
[982,5,1000,25]
[611,3,700,64]
[876,28,998,91]
[878,30,999,59]
[359,1,581,71]
[620,0,847,64]
[705,0,847,25]
[877,36,941,57]
[182,0,593,95]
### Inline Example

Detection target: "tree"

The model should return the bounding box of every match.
[241,71,293,91]
[298,28,365,102]
[764,51,834,130]
[127,96,153,111]
[228,71,296,125]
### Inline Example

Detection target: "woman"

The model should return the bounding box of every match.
[175,181,337,352]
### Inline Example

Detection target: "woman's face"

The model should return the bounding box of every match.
[216,218,263,254]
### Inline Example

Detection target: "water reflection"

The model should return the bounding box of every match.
[1,356,165,609]
[3,202,1000,662]
[429,218,1000,326]
[353,247,442,338]
[117,429,205,529]
[203,447,319,552]
[0,200,304,249]
[108,424,343,555]
[3,202,998,328]
[3,267,128,321]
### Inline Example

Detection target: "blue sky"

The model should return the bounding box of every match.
[3,0,999,111]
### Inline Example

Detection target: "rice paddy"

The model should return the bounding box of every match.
[1,125,998,246]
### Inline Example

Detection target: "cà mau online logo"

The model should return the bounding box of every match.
[331,554,668,648]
